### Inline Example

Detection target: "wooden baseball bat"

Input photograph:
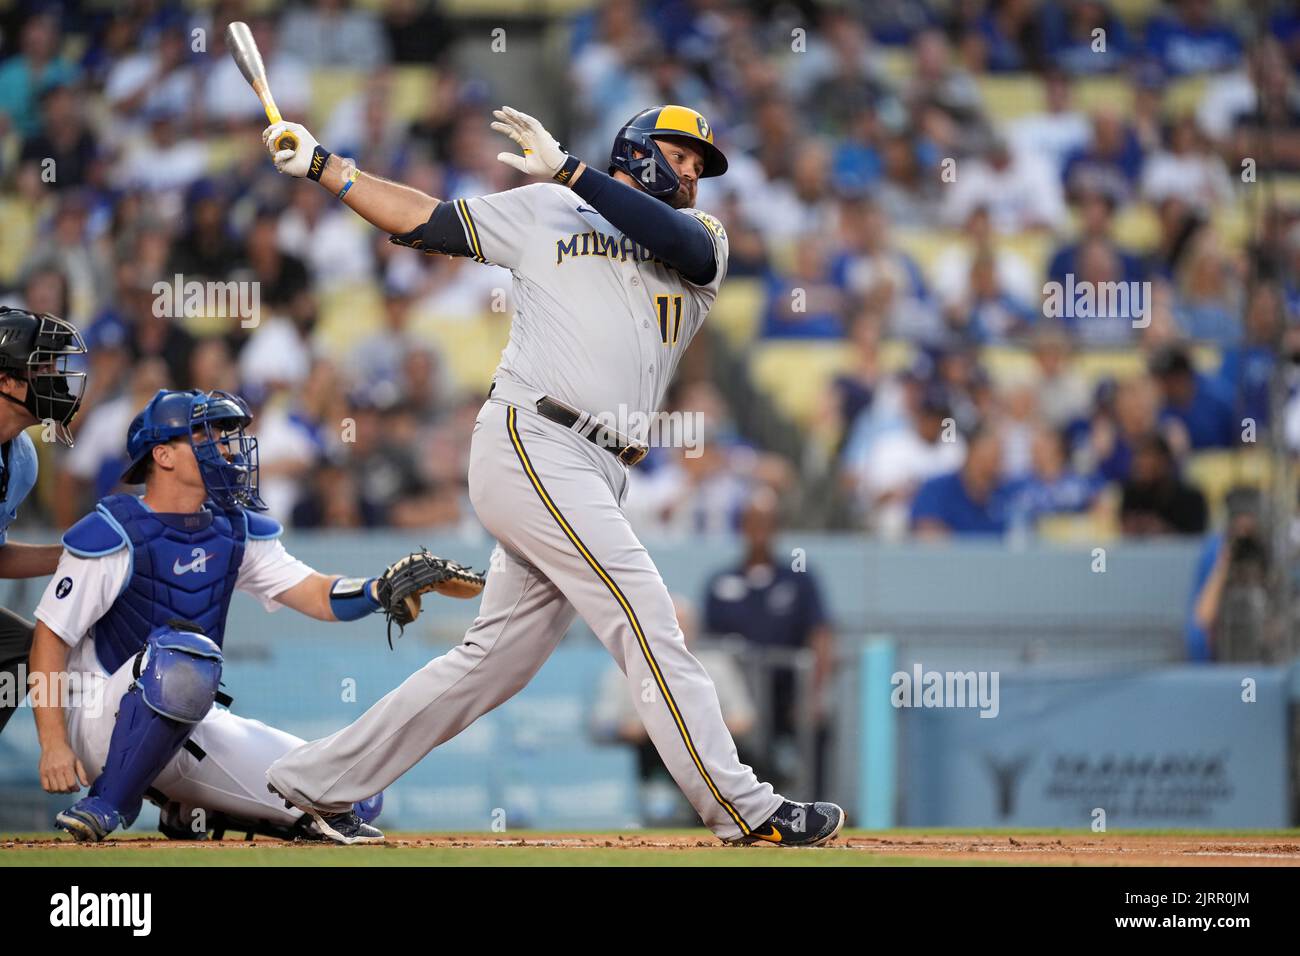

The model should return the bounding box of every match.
[224,21,298,153]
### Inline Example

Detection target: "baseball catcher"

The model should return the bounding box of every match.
[29,388,479,844]
[259,104,845,847]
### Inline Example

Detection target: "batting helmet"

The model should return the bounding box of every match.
[608,105,727,201]
[122,389,266,512]
[0,307,86,446]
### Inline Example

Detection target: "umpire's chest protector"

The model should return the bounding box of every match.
[63,494,248,674]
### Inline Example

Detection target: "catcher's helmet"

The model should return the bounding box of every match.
[0,306,87,446]
[122,388,266,511]
[608,105,727,201]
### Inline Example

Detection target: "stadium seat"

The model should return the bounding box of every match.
[412,311,511,394]
[1185,448,1272,523]
[1036,508,1120,545]
[1072,349,1148,384]
[1110,203,1161,251]
[749,340,853,427]
[1074,76,1134,115]
[309,68,366,130]
[392,66,437,123]
[975,74,1045,122]
[710,277,764,347]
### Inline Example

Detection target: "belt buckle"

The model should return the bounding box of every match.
[618,443,648,467]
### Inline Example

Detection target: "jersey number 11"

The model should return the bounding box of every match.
[656,294,683,346]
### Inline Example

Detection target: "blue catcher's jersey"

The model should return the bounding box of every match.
[0,431,38,545]
[61,494,281,674]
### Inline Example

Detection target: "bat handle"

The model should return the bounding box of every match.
[275,131,299,152]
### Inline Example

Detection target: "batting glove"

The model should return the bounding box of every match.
[263,121,319,178]
[491,107,570,179]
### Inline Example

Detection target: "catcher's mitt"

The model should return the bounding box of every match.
[376,548,486,648]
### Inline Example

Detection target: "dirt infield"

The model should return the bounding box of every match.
[4,831,1300,866]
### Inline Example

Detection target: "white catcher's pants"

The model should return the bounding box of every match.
[268,395,782,839]
[69,652,303,830]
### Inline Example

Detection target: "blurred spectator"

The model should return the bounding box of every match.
[1140,113,1234,212]
[703,487,834,791]
[1172,224,1244,344]
[1144,0,1242,78]
[934,207,1038,334]
[1030,324,1092,430]
[826,309,884,451]
[103,16,200,125]
[1040,0,1133,75]
[1062,109,1145,206]
[910,424,1014,537]
[761,235,850,339]
[382,0,455,65]
[167,180,242,281]
[1047,189,1145,286]
[1082,375,1161,482]
[831,198,936,341]
[1007,69,1090,175]
[874,129,941,227]
[944,134,1068,233]
[281,0,391,70]
[853,382,966,539]
[1150,344,1237,450]
[948,245,1039,344]
[1006,424,1105,531]
[17,83,99,192]
[592,594,757,825]
[1227,34,1300,174]
[959,0,1044,73]
[1119,433,1207,536]
[1216,283,1280,431]
[0,12,78,137]
[57,357,170,528]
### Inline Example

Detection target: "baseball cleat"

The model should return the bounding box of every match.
[55,796,122,843]
[730,800,845,847]
[267,781,385,845]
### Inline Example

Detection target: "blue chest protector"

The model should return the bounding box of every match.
[62,494,281,674]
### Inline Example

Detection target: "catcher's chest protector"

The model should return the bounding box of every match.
[89,494,246,673]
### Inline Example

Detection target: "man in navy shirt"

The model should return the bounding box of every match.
[911,425,1014,537]
[704,487,834,789]
[0,307,87,735]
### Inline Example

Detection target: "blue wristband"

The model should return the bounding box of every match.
[329,576,381,621]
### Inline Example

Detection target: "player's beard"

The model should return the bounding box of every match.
[669,183,695,208]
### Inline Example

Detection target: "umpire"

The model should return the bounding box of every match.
[0,306,87,734]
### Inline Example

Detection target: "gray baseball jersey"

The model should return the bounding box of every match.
[268,179,783,840]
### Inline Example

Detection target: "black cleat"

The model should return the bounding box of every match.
[730,800,845,847]
[267,781,385,845]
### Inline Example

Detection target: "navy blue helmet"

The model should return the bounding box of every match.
[121,389,266,511]
[608,105,727,201]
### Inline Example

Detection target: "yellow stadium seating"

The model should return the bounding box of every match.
[309,69,365,131]
[1036,508,1120,545]
[318,283,384,355]
[976,74,1045,122]
[709,277,764,347]
[1074,76,1134,115]
[391,66,437,123]
[749,340,853,427]
[1110,203,1161,251]
[1186,448,1274,523]
[879,339,916,374]
[411,311,511,394]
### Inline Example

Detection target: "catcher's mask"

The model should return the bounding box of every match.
[0,307,87,446]
[122,388,267,512]
[608,105,728,201]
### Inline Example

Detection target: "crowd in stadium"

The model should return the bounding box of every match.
[0,0,1295,542]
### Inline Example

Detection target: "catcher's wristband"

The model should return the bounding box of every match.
[329,576,382,621]
[306,145,332,182]
[553,154,582,187]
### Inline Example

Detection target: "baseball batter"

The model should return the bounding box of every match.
[260,105,845,846]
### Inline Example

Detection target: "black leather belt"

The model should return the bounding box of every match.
[535,396,649,467]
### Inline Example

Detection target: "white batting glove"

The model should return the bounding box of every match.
[491,107,569,178]
[262,121,319,178]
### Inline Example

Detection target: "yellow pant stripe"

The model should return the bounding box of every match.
[505,407,750,834]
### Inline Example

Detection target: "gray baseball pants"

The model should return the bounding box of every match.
[267,392,781,839]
